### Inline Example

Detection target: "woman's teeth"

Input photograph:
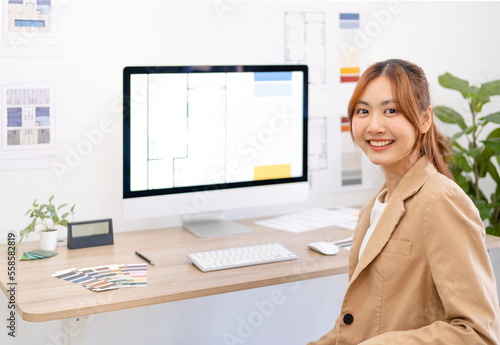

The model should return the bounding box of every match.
[370,140,394,147]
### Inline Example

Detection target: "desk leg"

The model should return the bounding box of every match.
[61,316,88,345]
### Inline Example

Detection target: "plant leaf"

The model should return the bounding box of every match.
[438,73,474,98]
[434,106,468,130]
[57,203,68,210]
[488,161,500,184]
[483,138,500,152]
[478,147,494,178]
[453,172,470,193]
[49,195,54,203]
[452,155,472,172]
[480,79,500,97]
[472,199,492,220]
[480,111,500,125]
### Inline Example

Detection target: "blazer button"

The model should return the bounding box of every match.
[343,313,354,325]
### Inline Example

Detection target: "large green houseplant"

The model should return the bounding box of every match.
[434,73,500,236]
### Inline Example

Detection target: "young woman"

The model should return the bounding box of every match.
[308,59,500,344]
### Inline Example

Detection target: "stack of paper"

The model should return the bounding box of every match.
[20,249,57,261]
[255,206,359,233]
[52,263,147,292]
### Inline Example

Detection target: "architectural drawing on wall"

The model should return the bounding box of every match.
[340,116,362,185]
[339,13,361,83]
[1,80,57,169]
[1,0,59,55]
[284,11,326,85]
[308,117,327,172]
[6,0,52,33]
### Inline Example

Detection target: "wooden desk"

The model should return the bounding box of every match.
[1,219,499,344]
[0,219,353,323]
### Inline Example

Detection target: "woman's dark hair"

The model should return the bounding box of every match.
[347,59,453,180]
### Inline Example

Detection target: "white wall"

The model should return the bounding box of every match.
[2,1,500,344]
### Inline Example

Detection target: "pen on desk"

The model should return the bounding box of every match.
[135,251,154,265]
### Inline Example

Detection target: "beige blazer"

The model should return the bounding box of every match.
[309,157,500,344]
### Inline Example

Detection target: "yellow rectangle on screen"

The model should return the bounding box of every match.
[254,164,292,180]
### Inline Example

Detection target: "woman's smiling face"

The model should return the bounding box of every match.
[351,76,419,175]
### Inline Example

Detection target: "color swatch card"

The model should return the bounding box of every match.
[52,263,147,292]
[20,249,57,261]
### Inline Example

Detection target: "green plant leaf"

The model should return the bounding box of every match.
[487,127,500,140]
[478,147,494,178]
[480,111,500,125]
[453,172,470,193]
[452,155,473,172]
[450,131,465,142]
[60,219,68,227]
[61,212,70,218]
[473,199,492,221]
[464,125,478,135]
[49,195,54,203]
[438,73,474,98]
[57,203,68,210]
[434,106,467,130]
[480,79,500,97]
[452,142,466,153]
[466,148,482,157]
[483,138,500,152]
[488,162,500,184]
[486,224,500,237]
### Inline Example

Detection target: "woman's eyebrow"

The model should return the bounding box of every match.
[380,99,395,106]
[357,99,395,106]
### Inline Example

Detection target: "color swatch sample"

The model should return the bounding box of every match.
[20,249,57,260]
[52,263,147,292]
[339,13,361,83]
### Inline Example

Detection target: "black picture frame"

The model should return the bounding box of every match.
[67,219,114,249]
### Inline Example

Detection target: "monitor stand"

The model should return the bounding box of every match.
[181,211,253,238]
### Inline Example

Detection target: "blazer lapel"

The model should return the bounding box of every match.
[348,157,437,284]
[349,196,405,283]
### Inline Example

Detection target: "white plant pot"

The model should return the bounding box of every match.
[40,230,58,251]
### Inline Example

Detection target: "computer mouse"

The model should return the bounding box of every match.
[307,242,339,255]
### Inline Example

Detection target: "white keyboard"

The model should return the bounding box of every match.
[186,243,298,272]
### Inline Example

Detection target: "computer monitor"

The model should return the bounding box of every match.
[123,65,309,237]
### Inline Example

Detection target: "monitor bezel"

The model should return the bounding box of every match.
[123,64,308,200]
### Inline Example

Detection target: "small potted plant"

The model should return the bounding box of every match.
[20,195,76,250]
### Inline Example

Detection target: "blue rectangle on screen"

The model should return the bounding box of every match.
[340,13,359,20]
[15,20,45,28]
[254,83,292,97]
[254,72,292,82]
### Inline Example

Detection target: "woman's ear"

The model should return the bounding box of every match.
[421,106,433,133]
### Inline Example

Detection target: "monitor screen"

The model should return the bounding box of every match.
[123,65,308,237]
